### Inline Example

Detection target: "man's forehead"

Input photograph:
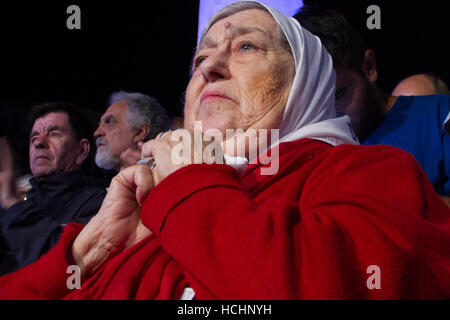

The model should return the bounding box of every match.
[103,100,129,119]
[33,112,70,129]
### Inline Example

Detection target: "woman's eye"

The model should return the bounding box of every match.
[194,56,206,67]
[239,43,254,52]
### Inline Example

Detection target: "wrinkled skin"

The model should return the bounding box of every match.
[71,8,296,276]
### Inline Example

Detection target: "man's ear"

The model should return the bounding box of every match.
[132,125,150,143]
[361,49,378,84]
[75,138,90,166]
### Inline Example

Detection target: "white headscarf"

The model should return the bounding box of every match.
[206,1,359,171]
[254,1,359,146]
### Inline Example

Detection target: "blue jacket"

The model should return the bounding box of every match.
[363,94,450,195]
[0,171,106,271]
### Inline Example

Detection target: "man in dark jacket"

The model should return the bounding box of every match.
[0,103,106,274]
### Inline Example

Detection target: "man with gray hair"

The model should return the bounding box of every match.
[94,91,170,172]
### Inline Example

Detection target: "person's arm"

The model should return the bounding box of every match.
[141,148,450,299]
[1,201,66,267]
[0,189,105,268]
[0,165,154,299]
[0,223,83,299]
[71,165,153,278]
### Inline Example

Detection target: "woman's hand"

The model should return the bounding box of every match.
[71,165,154,277]
[141,129,223,186]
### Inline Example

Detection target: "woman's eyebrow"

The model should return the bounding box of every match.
[197,37,216,51]
[233,26,270,38]
[198,25,270,51]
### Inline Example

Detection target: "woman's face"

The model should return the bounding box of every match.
[184,9,294,134]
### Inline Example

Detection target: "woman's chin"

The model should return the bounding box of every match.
[192,118,236,135]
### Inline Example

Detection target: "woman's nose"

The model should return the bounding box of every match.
[199,52,231,83]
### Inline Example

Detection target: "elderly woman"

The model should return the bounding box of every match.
[1,1,449,299]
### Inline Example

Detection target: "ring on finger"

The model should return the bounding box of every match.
[137,157,156,170]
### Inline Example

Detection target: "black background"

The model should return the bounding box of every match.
[0,0,449,174]
[310,0,450,92]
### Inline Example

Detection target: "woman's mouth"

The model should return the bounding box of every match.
[200,90,232,104]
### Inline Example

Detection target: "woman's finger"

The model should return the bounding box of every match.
[116,164,155,206]
[141,139,162,159]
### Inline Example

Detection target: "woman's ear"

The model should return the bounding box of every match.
[75,138,90,166]
[362,49,378,84]
[132,125,150,143]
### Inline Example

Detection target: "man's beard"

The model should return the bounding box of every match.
[95,139,120,170]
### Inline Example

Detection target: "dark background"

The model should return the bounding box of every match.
[310,0,450,92]
[0,0,449,174]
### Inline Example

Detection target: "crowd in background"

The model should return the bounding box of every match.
[0,1,449,299]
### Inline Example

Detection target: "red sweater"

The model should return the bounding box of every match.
[1,139,449,299]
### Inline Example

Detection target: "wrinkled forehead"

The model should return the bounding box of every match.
[103,100,129,119]
[106,100,128,114]
[32,112,70,130]
[198,8,279,50]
